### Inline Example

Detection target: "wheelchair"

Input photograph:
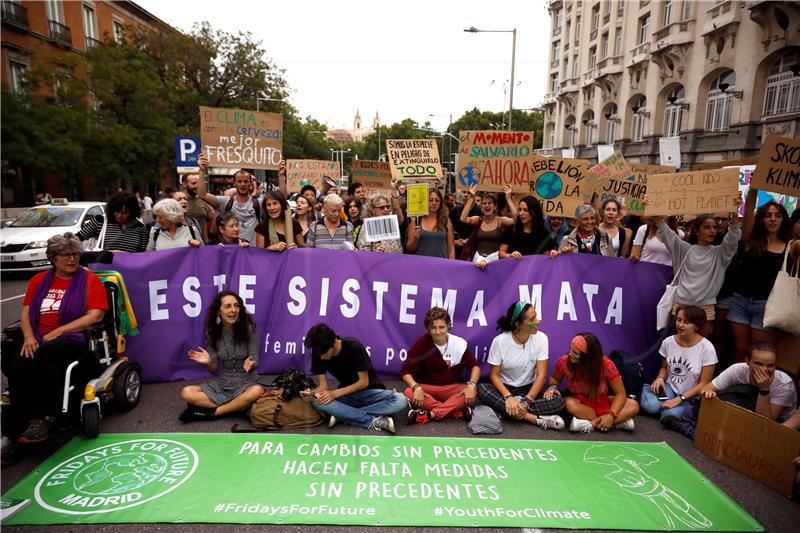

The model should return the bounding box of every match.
[1,251,142,439]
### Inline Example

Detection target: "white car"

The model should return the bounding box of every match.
[0,201,106,271]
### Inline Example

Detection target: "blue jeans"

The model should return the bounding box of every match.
[312,388,408,429]
[640,382,694,422]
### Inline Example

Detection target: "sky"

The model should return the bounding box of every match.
[135,0,552,133]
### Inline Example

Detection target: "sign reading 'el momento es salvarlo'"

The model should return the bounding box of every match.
[644,168,739,216]
[751,135,800,197]
[387,139,443,181]
[200,106,283,170]
[456,131,534,192]
[529,156,589,217]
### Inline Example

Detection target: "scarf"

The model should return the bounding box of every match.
[28,266,88,343]
[576,230,600,255]
[267,218,280,246]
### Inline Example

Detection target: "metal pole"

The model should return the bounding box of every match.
[508,28,516,130]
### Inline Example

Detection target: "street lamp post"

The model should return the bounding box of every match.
[465,26,517,130]
[256,92,285,111]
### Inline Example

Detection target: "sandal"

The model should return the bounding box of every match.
[18,416,56,444]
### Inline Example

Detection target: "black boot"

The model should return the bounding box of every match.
[178,405,217,423]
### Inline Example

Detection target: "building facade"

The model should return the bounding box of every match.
[540,0,800,168]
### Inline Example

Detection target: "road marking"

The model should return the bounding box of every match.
[0,294,25,303]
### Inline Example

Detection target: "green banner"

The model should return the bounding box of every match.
[3,433,761,530]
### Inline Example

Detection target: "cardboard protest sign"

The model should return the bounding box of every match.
[350,160,394,197]
[200,106,283,170]
[695,397,800,497]
[529,156,589,216]
[751,135,800,197]
[285,160,340,193]
[736,164,799,217]
[630,163,678,178]
[693,156,759,171]
[387,139,443,181]
[584,153,647,215]
[644,168,739,216]
[455,131,534,192]
[406,183,430,217]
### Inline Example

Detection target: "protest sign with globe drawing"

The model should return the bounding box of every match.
[528,156,588,216]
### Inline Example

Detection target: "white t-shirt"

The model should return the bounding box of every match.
[659,336,717,395]
[711,363,797,421]
[487,331,549,387]
[434,333,468,367]
[634,225,685,266]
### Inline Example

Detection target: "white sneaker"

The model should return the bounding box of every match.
[327,415,338,429]
[536,415,565,431]
[569,418,594,433]
[369,416,396,434]
[615,418,635,432]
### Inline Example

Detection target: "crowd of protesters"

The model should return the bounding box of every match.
[4,155,800,496]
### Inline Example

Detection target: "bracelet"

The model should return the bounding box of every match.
[607,408,619,419]
[503,394,513,400]
[467,381,477,388]
[547,384,558,391]
[412,384,420,392]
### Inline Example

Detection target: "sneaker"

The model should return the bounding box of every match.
[661,415,691,437]
[406,409,430,425]
[614,418,635,432]
[327,415,338,429]
[1,388,10,406]
[369,416,396,434]
[536,415,565,431]
[569,417,594,433]
[1,440,25,467]
[178,405,217,423]
[453,407,473,421]
[18,416,57,444]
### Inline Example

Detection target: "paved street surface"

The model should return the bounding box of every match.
[2,274,799,532]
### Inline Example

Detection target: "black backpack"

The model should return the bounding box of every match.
[270,369,316,401]
[609,350,645,400]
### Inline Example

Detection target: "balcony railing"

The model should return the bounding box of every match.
[85,36,101,50]
[48,19,72,46]
[2,1,29,27]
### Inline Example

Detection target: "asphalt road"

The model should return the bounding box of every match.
[1,272,799,532]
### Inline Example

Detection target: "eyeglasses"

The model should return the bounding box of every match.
[713,217,729,222]
[57,253,81,260]
[374,205,391,210]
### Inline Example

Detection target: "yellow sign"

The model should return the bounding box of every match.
[406,183,430,217]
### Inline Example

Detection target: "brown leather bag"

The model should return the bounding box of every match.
[249,387,323,430]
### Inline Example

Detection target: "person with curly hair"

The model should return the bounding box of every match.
[178,291,264,422]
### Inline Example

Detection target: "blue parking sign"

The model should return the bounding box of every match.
[176,136,200,173]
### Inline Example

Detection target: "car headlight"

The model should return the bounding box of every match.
[28,241,47,249]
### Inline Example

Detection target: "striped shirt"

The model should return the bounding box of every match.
[305,219,354,249]
[77,218,149,253]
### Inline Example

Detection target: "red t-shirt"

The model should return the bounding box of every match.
[23,269,108,335]
[553,354,621,397]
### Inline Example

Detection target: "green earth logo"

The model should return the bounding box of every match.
[535,172,563,199]
[35,439,198,515]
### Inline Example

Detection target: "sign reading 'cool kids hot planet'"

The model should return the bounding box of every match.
[3,434,761,530]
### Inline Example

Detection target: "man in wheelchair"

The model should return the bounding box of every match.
[2,233,109,464]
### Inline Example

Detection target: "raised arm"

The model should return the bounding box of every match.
[196,153,220,209]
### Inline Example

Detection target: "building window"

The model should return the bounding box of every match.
[681,0,691,20]
[664,86,684,137]
[762,53,800,118]
[601,33,609,58]
[705,71,735,132]
[663,0,673,26]
[631,96,647,141]
[605,104,619,143]
[555,8,563,29]
[591,5,600,32]
[45,0,63,23]
[638,14,651,44]
[565,21,571,41]
[550,73,559,92]
[572,54,579,77]
[113,20,125,44]
[8,60,28,93]
[548,128,555,149]
[589,46,597,68]
[584,112,596,145]
[576,16,582,39]
[614,29,622,55]
[83,4,98,48]
[568,126,577,148]
[553,40,561,61]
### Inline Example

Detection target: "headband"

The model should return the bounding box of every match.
[511,301,526,324]
[570,335,588,354]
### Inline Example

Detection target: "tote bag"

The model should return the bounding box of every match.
[763,241,800,336]
[656,252,689,330]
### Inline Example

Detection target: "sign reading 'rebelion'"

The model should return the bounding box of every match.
[200,106,283,170]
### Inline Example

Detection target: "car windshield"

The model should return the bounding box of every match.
[10,207,83,227]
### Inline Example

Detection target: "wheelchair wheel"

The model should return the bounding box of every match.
[113,363,141,412]
[82,404,100,439]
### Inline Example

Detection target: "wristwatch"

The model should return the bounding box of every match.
[758,389,770,396]
[679,394,687,402]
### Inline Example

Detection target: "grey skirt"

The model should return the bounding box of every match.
[200,376,262,406]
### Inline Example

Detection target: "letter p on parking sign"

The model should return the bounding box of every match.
[176,136,201,174]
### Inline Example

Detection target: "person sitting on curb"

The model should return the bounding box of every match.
[701,341,796,422]
[477,301,565,430]
[545,333,639,433]
[401,307,480,424]
[303,323,406,433]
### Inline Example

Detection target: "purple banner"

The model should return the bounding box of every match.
[100,247,672,383]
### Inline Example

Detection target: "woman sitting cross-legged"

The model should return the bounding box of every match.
[401,307,480,424]
[639,305,716,438]
[178,291,264,422]
[545,333,639,433]
[477,301,565,430]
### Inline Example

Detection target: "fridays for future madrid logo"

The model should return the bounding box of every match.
[35,439,198,515]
